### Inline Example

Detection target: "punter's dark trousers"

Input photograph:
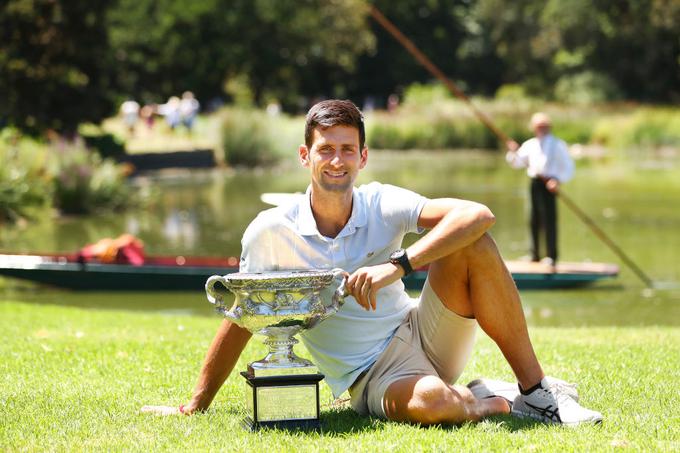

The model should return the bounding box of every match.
[530,177,557,261]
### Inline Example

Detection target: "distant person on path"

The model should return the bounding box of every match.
[506,112,574,267]
[142,100,600,426]
[120,99,140,136]
[158,96,181,130]
[140,104,156,130]
[179,91,200,133]
[387,93,399,113]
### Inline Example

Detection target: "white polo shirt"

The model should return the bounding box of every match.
[506,134,574,182]
[239,182,428,396]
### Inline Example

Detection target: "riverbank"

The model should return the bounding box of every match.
[1,300,677,451]
[2,99,679,223]
[94,99,680,160]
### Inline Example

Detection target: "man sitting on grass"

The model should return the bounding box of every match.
[143,99,602,426]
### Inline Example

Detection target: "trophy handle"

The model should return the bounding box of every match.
[206,275,242,324]
[205,275,229,306]
[332,268,349,307]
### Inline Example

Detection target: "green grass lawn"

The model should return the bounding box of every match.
[1,300,678,452]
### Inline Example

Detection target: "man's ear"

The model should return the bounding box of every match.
[299,144,310,167]
[359,146,368,169]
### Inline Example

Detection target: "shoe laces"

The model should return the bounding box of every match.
[547,381,578,407]
[551,379,577,394]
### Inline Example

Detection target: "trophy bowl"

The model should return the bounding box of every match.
[205,268,347,377]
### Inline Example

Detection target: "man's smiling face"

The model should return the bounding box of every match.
[300,125,367,194]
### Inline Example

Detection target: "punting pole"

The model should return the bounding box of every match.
[369,5,655,289]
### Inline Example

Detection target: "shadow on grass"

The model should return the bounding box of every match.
[270,408,546,436]
[319,407,388,435]
[474,414,547,431]
[423,415,547,433]
[319,408,551,435]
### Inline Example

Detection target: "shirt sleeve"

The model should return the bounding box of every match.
[239,212,276,273]
[376,183,428,235]
[554,139,574,182]
[506,140,531,169]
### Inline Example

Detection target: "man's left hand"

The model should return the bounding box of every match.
[346,263,403,311]
[546,178,560,193]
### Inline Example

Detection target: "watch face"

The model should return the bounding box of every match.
[390,249,404,260]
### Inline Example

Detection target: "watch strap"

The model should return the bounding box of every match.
[390,249,413,276]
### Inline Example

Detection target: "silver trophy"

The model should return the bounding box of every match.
[205,269,347,430]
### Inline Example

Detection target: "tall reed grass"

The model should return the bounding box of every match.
[591,107,680,149]
[220,108,301,166]
[366,83,680,151]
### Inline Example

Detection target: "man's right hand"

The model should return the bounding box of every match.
[506,140,520,152]
[346,262,403,311]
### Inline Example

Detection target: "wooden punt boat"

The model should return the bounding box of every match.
[0,253,238,291]
[404,260,620,291]
[0,253,618,291]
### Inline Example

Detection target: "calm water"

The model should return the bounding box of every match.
[2,150,679,326]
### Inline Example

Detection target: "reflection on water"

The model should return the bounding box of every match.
[161,209,199,248]
[1,150,679,326]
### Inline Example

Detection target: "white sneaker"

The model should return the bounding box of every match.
[467,379,520,408]
[467,376,579,409]
[544,376,580,401]
[540,257,557,272]
[512,377,602,426]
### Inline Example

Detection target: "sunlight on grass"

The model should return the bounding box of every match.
[1,301,678,451]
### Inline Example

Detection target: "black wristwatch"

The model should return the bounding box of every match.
[389,249,413,276]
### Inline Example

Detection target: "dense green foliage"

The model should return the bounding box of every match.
[1,0,678,134]
[0,133,132,219]
[107,0,374,109]
[0,0,116,134]
[220,108,302,167]
[48,144,132,214]
[367,87,680,150]
[0,131,51,221]
[1,300,678,451]
[473,0,680,102]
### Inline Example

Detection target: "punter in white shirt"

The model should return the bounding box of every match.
[506,112,574,266]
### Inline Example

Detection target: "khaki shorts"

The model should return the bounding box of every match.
[348,278,477,418]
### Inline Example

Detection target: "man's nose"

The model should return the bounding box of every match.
[330,152,342,166]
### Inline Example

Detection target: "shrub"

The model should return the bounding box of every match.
[81,132,126,158]
[221,108,300,167]
[0,130,51,222]
[591,108,680,149]
[554,71,623,105]
[495,84,530,102]
[48,143,131,214]
[367,108,531,150]
[401,82,453,108]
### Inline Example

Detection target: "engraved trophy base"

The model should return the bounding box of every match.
[241,372,324,431]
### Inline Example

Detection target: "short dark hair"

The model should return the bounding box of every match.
[304,99,365,149]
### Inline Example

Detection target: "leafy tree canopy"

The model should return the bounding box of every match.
[1,0,678,135]
[0,0,116,134]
